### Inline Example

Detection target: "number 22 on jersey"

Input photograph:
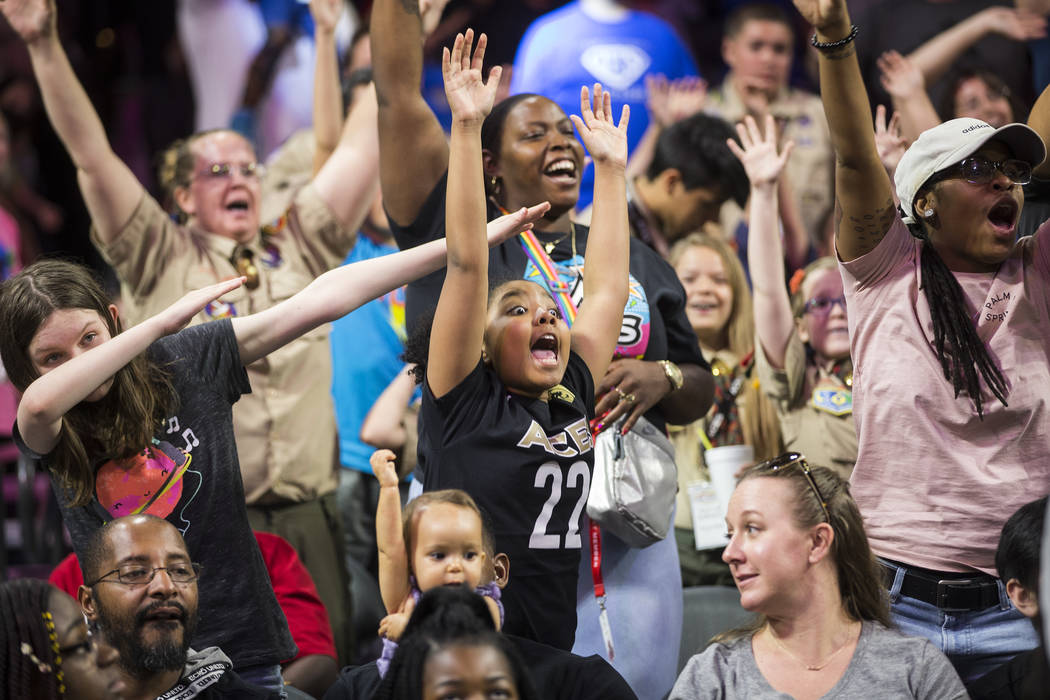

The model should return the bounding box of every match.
[529,460,590,549]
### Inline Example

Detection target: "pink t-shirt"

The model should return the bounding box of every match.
[840,216,1050,575]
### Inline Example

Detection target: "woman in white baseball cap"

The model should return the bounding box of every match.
[793,0,1050,684]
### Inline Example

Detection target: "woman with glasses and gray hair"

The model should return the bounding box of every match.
[789,0,1050,684]
[671,453,967,700]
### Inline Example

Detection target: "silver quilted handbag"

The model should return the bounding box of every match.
[586,415,678,547]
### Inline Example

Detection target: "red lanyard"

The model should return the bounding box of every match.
[589,519,615,658]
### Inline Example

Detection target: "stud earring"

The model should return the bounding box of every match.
[924,209,934,218]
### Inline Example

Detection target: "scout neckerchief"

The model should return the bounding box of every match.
[705,351,755,446]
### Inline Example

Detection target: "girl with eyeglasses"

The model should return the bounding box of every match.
[0,578,124,700]
[0,213,539,687]
[728,116,857,483]
[792,0,1050,682]
[671,453,967,700]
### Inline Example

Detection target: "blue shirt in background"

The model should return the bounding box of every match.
[329,235,410,473]
[510,0,698,210]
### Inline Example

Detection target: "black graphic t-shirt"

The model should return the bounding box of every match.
[420,352,595,651]
[389,172,707,430]
[16,320,295,669]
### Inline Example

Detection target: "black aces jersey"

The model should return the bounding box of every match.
[419,352,595,651]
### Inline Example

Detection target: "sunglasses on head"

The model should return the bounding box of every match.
[755,452,830,523]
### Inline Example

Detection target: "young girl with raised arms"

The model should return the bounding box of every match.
[730,115,857,479]
[370,448,506,675]
[0,208,543,682]
[406,31,629,651]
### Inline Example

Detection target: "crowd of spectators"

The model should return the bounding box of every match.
[2,0,1050,698]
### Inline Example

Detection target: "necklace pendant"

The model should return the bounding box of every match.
[544,242,556,255]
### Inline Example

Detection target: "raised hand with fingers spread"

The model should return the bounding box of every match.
[442,29,502,126]
[726,114,795,192]
[646,75,707,128]
[571,84,630,172]
[872,105,906,178]
[877,51,925,101]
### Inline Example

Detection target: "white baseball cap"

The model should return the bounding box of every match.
[894,117,1046,224]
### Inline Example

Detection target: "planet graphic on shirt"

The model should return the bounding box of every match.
[95,440,192,519]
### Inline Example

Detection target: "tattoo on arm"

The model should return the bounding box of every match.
[397,0,421,15]
[823,44,856,61]
[840,195,896,254]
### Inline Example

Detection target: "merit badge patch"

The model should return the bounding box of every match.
[810,387,852,416]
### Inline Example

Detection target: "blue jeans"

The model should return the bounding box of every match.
[883,559,1039,683]
[236,662,287,698]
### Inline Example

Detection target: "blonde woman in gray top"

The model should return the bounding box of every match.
[671,453,966,700]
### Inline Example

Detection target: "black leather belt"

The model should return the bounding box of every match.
[881,560,1000,612]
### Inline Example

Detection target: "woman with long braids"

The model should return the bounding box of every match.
[0,578,124,700]
[793,0,1050,682]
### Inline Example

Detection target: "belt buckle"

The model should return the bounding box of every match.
[936,579,976,611]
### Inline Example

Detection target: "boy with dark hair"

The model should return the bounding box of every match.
[629,113,750,255]
[969,496,1050,699]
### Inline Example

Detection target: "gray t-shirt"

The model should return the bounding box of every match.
[670,621,967,700]
[18,320,295,669]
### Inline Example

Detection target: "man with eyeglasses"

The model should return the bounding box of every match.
[76,514,278,699]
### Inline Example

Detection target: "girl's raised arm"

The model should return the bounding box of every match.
[792,0,895,262]
[569,85,631,387]
[371,0,453,226]
[1,0,144,243]
[232,204,547,367]
[17,278,246,455]
[426,31,509,399]
[729,115,796,369]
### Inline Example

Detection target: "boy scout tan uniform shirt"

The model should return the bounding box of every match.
[754,330,857,481]
[91,185,354,504]
[705,77,834,243]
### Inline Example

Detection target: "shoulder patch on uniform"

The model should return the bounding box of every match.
[810,387,852,416]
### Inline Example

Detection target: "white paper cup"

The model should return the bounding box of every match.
[704,445,754,514]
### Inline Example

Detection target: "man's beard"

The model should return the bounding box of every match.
[94,594,197,679]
